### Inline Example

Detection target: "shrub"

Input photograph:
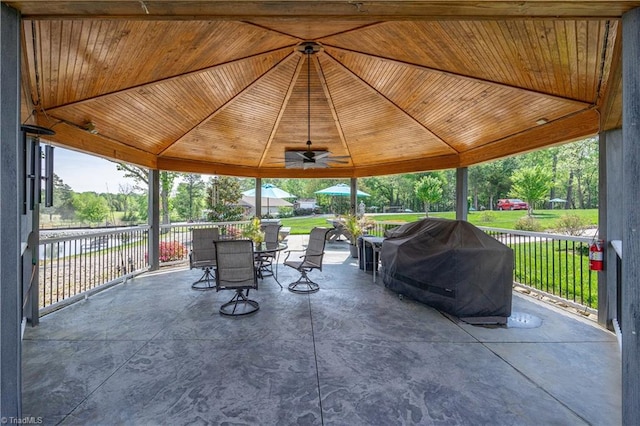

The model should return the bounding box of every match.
[514,216,543,232]
[555,214,585,236]
[278,206,294,218]
[478,211,497,223]
[158,241,187,262]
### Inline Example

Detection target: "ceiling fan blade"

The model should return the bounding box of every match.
[314,151,330,160]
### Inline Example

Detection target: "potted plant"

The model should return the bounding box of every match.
[344,214,363,258]
[242,217,265,244]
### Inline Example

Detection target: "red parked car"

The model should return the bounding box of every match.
[496,199,529,210]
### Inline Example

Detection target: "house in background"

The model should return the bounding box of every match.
[241,196,293,217]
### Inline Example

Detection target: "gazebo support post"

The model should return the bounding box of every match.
[148,169,160,271]
[255,177,262,218]
[350,178,357,216]
[456,167,468,221]
[0,3,23,418]
[598,128,623,330]
[622,7,640,423]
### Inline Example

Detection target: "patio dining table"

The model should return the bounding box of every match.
[253,242,288,288]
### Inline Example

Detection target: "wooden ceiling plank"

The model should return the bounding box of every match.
[325,44,591,106]
[315,53,353,164]
[257,54,304,167]
[598,22,622,130]
[322,49,457,153]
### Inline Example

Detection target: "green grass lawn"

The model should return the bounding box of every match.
[280,209,598,235]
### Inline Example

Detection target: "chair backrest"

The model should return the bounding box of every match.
[261,223,282,244]
[191,227,219,264]
[214,240,257,290]
[304,227,330,268]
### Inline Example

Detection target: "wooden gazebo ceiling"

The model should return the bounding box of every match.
[14,1,632,178]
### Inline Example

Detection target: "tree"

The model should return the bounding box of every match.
[40,174,75,221]
[174,174,205,221]
[72,192,110,224]
[414,175,443,217]
[509,165,552,216]
[205,176,244,221]
[116,163,177,224]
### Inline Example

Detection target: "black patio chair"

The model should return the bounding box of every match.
[215,239,260,316]
[283,227,331,293]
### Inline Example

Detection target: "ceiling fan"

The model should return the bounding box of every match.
[284,42,350,169]
[285,141,349,169]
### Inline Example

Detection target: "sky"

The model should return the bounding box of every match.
[54,147,133,193]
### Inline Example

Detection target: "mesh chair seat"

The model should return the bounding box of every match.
[215,240,259,316]
[283,227,330,293]
[189,227,219,290]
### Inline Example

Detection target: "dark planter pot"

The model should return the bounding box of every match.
[349,243,359,258]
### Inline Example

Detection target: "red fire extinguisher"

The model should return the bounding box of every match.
[589,239,604,271]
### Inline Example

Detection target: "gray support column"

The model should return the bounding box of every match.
[350,178,357,216]
[598,129,623,329]
[148,169,160,271]
[0,3,22,418]
[622,7,640,424]
[255,178,262,218]
[456,167,468,221]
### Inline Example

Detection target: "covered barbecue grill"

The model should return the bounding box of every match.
[381,218,513,324]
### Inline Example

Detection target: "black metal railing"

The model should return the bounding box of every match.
[480,227,597,309]
[38,221,251,312]
[39,226,150,311]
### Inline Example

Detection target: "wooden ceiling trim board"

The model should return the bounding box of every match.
[314,53,353,164]
[257,54,304,167]
[244,19,382,41]
[325,44,592,106]
[11,1,640,20]
[352,154,461,178]
[36,113,157,168]
[321,49,457,154]
[459,109,600,166]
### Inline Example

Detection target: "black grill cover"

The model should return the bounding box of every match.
[381,218,513,323]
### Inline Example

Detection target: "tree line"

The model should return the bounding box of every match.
[42,137,598,227]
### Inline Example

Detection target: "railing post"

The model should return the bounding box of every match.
[148,169,160,271]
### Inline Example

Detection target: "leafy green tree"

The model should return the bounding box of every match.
[206,176,244,221]
[72,192,110,225]
[41,174,75,221]
[116,163,177,224]
[509,165,553,216]
[174,174,205,221]
[415,175,443,217]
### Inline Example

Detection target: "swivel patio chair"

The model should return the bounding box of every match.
[283,227,331,293]
[189,227,219,290]
[256,222,283,286]
[215,239,260,316]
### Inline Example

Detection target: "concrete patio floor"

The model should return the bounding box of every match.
[22,236,621,425]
